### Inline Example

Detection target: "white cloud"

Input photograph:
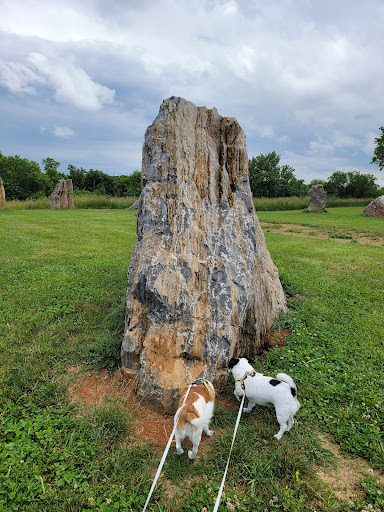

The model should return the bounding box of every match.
[0,60,44,94]
[27,53,115,111]
[53,126,75,139]
[0,51,115,111]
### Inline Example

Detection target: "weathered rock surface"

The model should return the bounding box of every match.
[50,179,74,209]
[121,97,286,413]
[307,184,327,212]
[362,195,384,217]
[0,176,5,209]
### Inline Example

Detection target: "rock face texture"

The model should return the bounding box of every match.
[307,184,327,212]
[0,177,5,209]
[121,97,286,413]
[362,196,384,217]
[50,179,74,209]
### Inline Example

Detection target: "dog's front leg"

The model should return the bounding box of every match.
[234,382,245,402]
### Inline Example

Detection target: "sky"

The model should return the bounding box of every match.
[1,0,384,187]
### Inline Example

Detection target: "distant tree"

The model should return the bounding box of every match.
[371,126,384,170]
[83,169,114,193]
[325,171,378,198]
[249,152,281,197]
[0,152,46,200]
[324,171,348,197]
[68,165,86,190]
[249,152,307,197]
[43,157,65,193]
[345,171,378,198]
[279,165,309,197]
[309,179,327,187]
[116,171,142,196]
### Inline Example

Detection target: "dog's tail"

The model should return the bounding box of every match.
[276,373,298,399]
[190,402,214,430]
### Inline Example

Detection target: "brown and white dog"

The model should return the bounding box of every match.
[174,379,215,459]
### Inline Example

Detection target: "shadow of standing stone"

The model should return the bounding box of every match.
[50,179,74,209]
[0,177,5,209]
[362,195,384,217]
[307,184,327,212]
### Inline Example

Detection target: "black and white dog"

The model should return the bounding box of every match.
[228,357,300,440]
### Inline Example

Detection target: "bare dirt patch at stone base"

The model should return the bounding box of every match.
[68,369,228,449]
[316,435,384,501]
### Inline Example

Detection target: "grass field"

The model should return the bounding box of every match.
[4,194,374,212]
[1,207,383,511]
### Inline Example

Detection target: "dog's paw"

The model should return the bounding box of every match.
[273,433,282,440]
[176,448,184,455]
[206,429,213,437]
[188,450,196,460]
[243,408,251,414]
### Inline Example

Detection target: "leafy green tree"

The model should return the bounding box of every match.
[324,171,348,197]
[325,171,378,198]
[84,169,112,193]
[116,171,142,196]
[249,152,308,197]
[345,171,378,198]
[0,152,46,200]
[68,165,87,191]
[279,165,309,197]
[371,126,384,170]
[43,158,65,193]
[249,152,281,197]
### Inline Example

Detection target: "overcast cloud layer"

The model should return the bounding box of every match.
[1,0,384,186]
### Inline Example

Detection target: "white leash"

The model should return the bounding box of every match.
[142,383,193,512]
[212,393,245,512]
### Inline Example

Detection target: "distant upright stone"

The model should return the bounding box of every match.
[362,195,384,217]
[50,179,74,209]
[129,194,142,210]
[307,184,327,212]
[121,96,287,413]
[0,176,5,209]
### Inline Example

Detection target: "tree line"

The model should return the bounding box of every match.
[0,152,141,201]
[249,152,382,199]
[1,149,382,201]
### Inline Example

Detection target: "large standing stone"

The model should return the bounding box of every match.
[0,177,5,209]
[50,179,74,209]
[121,97,286,413]
[362,196,384,217]
[307,184,327,212]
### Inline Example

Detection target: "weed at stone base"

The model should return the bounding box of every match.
[88,397,131,446]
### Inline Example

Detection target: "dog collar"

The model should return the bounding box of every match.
[235,371,257,390]
[190,378,210,391]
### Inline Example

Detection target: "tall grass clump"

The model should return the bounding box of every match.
[74,194,138,209]
[4,193,139,210]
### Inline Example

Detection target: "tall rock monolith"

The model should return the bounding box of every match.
[121,97,286,413]
[362,195,384,217]
[0,177,5,209]
[50,179,74,209]
[307,184,327,212]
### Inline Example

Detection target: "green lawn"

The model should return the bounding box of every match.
[257,206,384,238]
[1,208,383,511]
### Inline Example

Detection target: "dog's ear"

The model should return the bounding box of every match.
[228,358,239,369]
